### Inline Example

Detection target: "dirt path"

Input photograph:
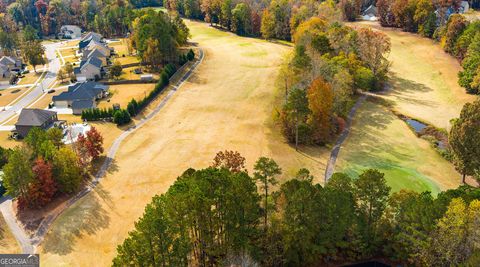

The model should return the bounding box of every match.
[324,95,367,182]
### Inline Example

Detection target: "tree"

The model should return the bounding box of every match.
[47,127,64,149]
[2,147,33,205]
[110,60,123,80]
[86,127,104,160]
[57,68,67,82]
[211,150,246,173]
[449,100,480,183]
[254,157,282,232]
[23,40,46,73]
[143,38,162,69]
[52,147,82,193]
[442,14,468,55]
[23,25,38,42]
[459,33,480,93]
[28,157,57,208]
[63,62,74,77]
[282,87,310,149]
[354,169,391,255]
[307,78,334,145]
[357,28,391,88]
[261,9,275,39]
[414,0,436,37]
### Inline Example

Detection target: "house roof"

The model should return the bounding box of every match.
[71,99,95,110]
[0,56,16,65]
[15,108,57,127]
[53,82,107,102]
[363,5,377,16]
[85,49,107,60]
[81,32,102,43]
[0,65,8,74]
[80,56,103,70]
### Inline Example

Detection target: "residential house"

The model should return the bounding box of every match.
[52,81,108,114]
[79,32,103,51]
[74,56,103,81]
[60,25,82,39]
[86,40,111,57]
[361,5,378,21]
[14,109,58,138]
[81,48,108,66]
[0,56,22,80]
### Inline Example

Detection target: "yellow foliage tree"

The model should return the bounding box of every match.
[307,78,334,144]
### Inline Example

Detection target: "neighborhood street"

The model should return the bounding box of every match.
[0,42,63,124]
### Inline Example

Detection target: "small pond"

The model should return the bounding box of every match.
[405,119,427,134]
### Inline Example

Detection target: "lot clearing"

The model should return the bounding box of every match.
[97,84,155,109]
[0,214,20,253]
[349,21,477,130]
[38,20,331,266]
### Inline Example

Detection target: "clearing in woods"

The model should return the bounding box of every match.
[38,20,330,266]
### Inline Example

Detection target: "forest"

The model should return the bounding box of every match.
[113,151,480,266]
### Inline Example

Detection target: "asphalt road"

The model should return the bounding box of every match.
[0,42,62,124]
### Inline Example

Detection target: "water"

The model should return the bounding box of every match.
[406,119,427,133]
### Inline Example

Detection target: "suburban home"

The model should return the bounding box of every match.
[86,40,111,57]
[52,81,108,114]
[79,32,103,51]
[81,48,108,66]
[361,5,377,21]
[14,109,58,138]
[74,56,103,81]
[0,56,22,80]
[60,25,82,39]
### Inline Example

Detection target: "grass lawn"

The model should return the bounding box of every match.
[17,71,43,85]
[336,99,460,195]
[114,56,140,65]
[348,21,477,130]
[0,214,21,254]
[0,87,30,107]
[61,40,79,48]
[109,39,131,57]
[29,86,69,109]
[0,131,22,149]
[98,84,155,109]
[117,67,143,80]
[39,20,333,266]
[59,48,76,58]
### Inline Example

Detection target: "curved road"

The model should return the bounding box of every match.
[0,42,62,124]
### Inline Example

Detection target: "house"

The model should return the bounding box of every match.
[81,48,108,66]
[86,40,111,57]
[60,25,82,39]
[74,56,103,81]
[459,1,470,13]
[52,81,108,114]
[79,32,103,51]
[361,5,378,21]
[141,74,153,82]
[0,56,22,80]
[14,109,58,138]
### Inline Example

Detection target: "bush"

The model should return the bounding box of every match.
[187,49,195,61]
[113,109,131,125]
[354,66,375,91]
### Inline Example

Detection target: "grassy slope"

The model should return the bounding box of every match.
[349,21,477,130]
[336,100,460,194]
[0,214,21,254]
[39,20,329,266]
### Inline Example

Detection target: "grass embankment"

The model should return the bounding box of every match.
[336,100,460,195]
[39,20,332,266]
[0,214,21,253]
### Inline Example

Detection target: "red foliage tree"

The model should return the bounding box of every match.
[85,127,104,160]
[212,150,247,173]
[27,158,57,208]
[76,133,91,171]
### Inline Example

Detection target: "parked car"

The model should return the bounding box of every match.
[48,89,55,93]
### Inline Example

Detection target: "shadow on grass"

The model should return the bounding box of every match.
[387,75,437,107]
[41,193,110,255]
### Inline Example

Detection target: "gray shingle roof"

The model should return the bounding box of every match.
[80,56,102,69]
[53,82,106,102]
[72,99,95,110]
[15,109,57,126]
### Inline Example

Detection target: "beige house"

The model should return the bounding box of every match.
[86,41,111,57]
[74,56,103,81]
[81,48,108,66]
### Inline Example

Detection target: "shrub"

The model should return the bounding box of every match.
[187,49,195,61]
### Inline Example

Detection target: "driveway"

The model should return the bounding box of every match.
[0,42,63,124]
[0,197,34,253]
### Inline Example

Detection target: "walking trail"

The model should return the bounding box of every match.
[0,49,204,253]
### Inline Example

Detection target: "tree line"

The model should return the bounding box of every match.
[1,126,103,209]
[113,150,480,266]
[279,9,390,147]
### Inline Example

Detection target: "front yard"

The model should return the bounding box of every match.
[97,83,156,109]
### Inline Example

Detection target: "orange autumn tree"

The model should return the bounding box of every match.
[307,77,334,145]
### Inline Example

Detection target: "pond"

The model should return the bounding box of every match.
[406,119,427,134]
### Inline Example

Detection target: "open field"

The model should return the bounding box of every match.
[336,100,460,195]
[0,214,21,253]
[38,20,332,266]
[349,21,477,130]
[98,84,155,109]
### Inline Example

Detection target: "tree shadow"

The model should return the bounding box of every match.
[41,193,110,255]
[386,75,437,107]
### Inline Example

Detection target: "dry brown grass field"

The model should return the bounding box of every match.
[97,84,155,109]
[0,214,20,253]
[349,21,477,130]
[38,20,331,266]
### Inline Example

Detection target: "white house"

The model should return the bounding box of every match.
[60,25,82,39]
[74,56,103,81]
